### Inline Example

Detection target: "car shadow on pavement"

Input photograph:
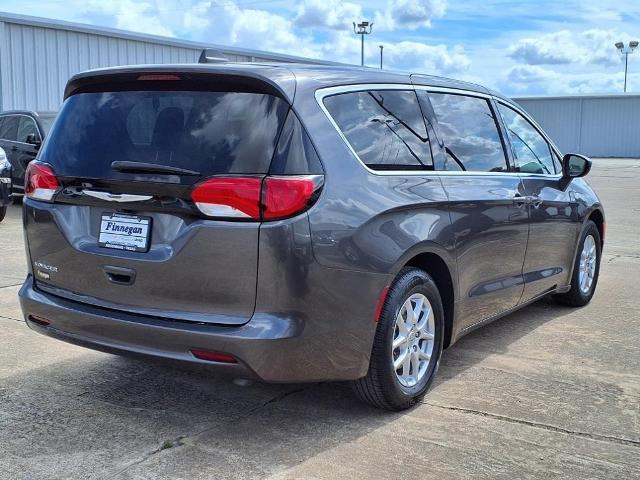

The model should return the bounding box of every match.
[1,295,577,478]
[431,295,578,391]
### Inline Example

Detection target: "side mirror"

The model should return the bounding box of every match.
[562,153,592,178]
[25,133,41,148]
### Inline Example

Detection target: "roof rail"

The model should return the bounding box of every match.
[198,49,229,64]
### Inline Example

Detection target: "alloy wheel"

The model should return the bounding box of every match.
[392,293,435,388]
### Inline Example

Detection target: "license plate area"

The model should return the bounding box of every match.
[99,213,152,252]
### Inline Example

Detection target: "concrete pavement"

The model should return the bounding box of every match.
[0,159,638,479]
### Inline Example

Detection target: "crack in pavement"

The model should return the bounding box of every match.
[607,254,640,264]
[423,402,640,448]
[106,385,311,479]
[242,385,311,417]
[0,314,23,323]
[0,282,23,289]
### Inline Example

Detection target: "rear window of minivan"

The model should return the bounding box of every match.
[39,91,289,182]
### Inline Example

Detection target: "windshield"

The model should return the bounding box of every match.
[39,90,289,182]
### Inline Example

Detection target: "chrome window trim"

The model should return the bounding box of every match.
[315,83,562,178]
[0,113,44,144]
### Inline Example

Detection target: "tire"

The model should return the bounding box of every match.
[352,267,445,411]
[554,220,601,307]
[0,206,6,223]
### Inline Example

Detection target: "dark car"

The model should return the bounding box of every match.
[19,64,604,410]
[0,110,57,196]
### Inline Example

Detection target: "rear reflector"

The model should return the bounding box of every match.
[191,177,262,219]
[263,175,321,220]
[190,349,238,363]
[25,162,59,202]
[28,315,51,326]
[374,286,390,322]
[191,175,323,221]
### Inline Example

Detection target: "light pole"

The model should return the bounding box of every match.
[615,41,639,92]
[353,21,373,67]
[379,45,384,69]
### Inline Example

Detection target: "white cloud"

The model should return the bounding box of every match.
[84,0,175,36]
[374,0,447,31]
[386,42,470,74]
[294,0,362,30]
[503,64,625,95]
[509,29,632,67]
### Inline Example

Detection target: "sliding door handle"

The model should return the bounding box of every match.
[512,193,528,206]
[529,195,543,208]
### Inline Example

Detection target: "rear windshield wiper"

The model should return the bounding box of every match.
[111,161,201,176]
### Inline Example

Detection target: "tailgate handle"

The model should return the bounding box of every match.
[103,265,136,285]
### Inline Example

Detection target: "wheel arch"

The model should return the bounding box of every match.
[587,208,605,247]
[400,250,456,349]
[566,207,605,286]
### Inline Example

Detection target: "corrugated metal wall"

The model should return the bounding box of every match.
[0,21,203,111]
[0,14,322,112]
[514,95,640,158]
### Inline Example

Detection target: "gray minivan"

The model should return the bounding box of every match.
[19,64,604,410]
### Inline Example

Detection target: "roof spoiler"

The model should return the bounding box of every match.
[198,49,229,64]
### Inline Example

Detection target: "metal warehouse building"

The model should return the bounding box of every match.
[1,11,638,158]
[515,94,640,158]
[0,11,329,112]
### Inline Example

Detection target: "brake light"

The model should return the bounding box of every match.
[25,162,59,202]
[137,74,181,81]
[191,177,262,219]
[263,175,321,220]
[191,175,323,221]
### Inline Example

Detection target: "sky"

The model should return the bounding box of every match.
[2,0,640,95]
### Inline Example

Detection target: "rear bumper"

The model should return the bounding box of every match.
[19,273,384,382]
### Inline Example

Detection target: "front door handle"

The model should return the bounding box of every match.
[11,146,18,152]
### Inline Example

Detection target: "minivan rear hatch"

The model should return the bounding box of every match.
[25,71,293,325]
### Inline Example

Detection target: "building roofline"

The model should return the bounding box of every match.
[513,92,640,101]
[0,10,339,65]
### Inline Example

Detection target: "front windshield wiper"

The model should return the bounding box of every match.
[111,161,201,176]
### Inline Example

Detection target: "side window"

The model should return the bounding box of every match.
[497,103,555,174]
[0,116,19,142]
[17,117,40,143]
[428,93,507,172]
[269,111,323,175]
[323,90,433,170]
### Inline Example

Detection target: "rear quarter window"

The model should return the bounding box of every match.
[323,90,433,171]
[39,91,289,182]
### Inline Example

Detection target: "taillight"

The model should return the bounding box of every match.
[25,162,59,202]
[191,177,262,219]
[191,175,323,221]
[263,175,322,220]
